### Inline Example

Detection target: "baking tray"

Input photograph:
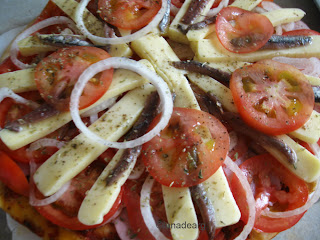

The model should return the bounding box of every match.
[0,0,319,239]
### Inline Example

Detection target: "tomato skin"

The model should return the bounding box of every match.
[230,154,308,233]
[0,151,29,197]
[34,46,113,112]
[123,179,156,240]
[283,29,320,36]
[215,7,274,53]
[0,57,20,74]
[230,60,314,135]
[98,0,161,30]
[142,108,230,187]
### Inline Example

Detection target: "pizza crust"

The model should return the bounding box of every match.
[0,183,119,240]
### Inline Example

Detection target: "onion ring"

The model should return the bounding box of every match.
[10,16,78,69]
[140,175,170,240]
[74,0,168,45]
[224,157,256,240]
[0,87,39,109]
[28,141,70,206]
[70,57,173,149]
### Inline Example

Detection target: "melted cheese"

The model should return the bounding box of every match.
[0,68,147,150]
[0,68,37,93]
[34,85,155,196]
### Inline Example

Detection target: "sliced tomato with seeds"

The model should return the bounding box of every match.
[230,60,314,135]
[230,154,308,233]
[34,46,113,112]
[142,108,230,187]
[98,0,161,30]
[215,7,274,53]
[35,161,122,230]
[0,151,29,197]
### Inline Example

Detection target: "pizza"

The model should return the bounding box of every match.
[0,0,319,239]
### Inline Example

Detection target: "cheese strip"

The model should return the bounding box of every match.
[132,32,198,109]
[51,0,132,58]
[192,35,320,62]
[261,8,305,26]
[265,135,320,183]
[0,68,37,93]
[161,186,198,240]
[187,0,263,42]
[34,84,155,196]
[187,72,237,113]
[132,33,241,237]
[78,149,135,225]
[18,36,57,56]
[0,68,147,150]
[290,111,320,144]
[230,0,263,10]
[168,0,215,44]
[202,170,241,228]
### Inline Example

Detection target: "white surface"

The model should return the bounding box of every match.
[0,0,48,34]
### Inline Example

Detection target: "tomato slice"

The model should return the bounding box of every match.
[142,107,229,187]
[34,46,113,112]
[0,151,29,197]
[123,179,156,240]
[230,154,308,233]
[215,7,274,53]
[98,0,161,30]
[35,162,122,230]
[283,29,320,36]
[230,60,314,135]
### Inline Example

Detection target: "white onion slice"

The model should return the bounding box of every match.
[28,138,65,152]
[70,57,173,149]
[0,87,39,109]
[29,180,70,207]
[140,175,169,240]
[207,0,229,17]
[170,3,180,16]
[128,160,145,180]
[273,57,320,78]
[81,97,116,117]
[74,0,168,45]
[28,139,70,206]
[261,1,281,11]
[261,142,320,218]
[224,157,256,240]
[10,16,78,69]
[113,208,139,240]
[262,179,320,218]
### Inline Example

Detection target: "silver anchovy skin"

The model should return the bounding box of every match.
[37,34,94,47]
[159,0,171,33]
